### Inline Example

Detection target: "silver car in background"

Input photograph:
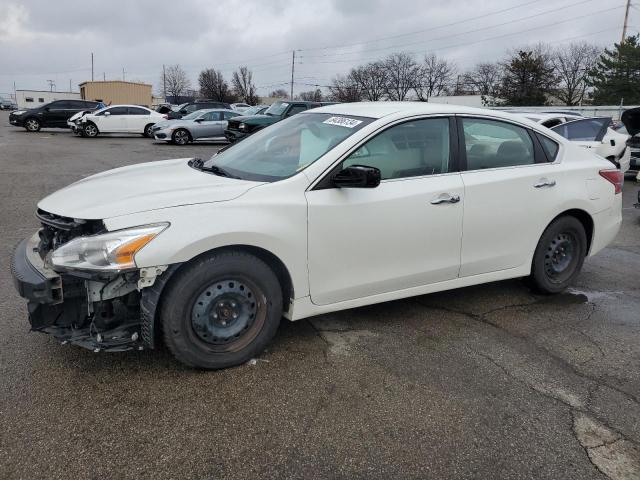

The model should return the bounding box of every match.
[152,109,240,145]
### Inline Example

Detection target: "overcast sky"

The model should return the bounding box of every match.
[0,0,634,98]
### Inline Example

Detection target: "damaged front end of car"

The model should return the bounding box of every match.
[11,209,175,352]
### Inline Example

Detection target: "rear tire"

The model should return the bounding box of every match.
[143,123,155,138]
[530,216,587,294]
[24,118,41,132]
[161,251,282,369]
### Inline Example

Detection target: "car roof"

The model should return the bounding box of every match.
[309,101,540,121]
[103,104,151,109]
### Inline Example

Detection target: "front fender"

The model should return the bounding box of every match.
[104,192,309,298]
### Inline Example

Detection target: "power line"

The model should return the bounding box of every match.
[298,0,544,52]
[300,0,600,59]
[297,5,624,66]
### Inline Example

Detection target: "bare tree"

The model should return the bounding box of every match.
[552,42,601,106]
[382,53,419,101]
[198,68,234,102]
[414,54,456,101]
[328,73,362,102]
[297,89,323,102]
[350,61,388,101]
[463,62,503,105]
[232,66,259,104]
[163,64,191,99]
[269,89,289,99]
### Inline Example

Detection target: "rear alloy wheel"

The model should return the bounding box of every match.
[144,123,155,138]
[83,122,99,138]
[530,216,587,294]
[172,128,190,145]
[24,118,41,132]
[161,251,282,369]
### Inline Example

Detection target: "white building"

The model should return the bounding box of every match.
[15,90,81,109]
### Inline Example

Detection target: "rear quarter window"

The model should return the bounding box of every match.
[537,134,559,161]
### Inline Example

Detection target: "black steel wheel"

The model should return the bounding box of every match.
[530,216,587,294]
[24,118,41,132]
[161,250,282,369]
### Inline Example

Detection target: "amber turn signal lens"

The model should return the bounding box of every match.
[113,233,158,265]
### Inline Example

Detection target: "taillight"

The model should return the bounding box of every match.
[599,169,623,194]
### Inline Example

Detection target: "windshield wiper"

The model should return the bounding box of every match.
[189,158,240,178]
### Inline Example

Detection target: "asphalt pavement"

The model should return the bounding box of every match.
[0,111,639,479]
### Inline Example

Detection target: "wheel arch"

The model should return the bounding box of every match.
[546,208,594,254]
[141,244,294,349]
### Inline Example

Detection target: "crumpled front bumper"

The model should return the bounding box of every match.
[11,233,145,352]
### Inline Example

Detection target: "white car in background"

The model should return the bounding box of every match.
[76,105,166,138]
[520,113,630,172]
[231,103,251,112]
[550,117,630,173]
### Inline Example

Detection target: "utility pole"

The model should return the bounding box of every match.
[622,0,631,43]
[91,52,94,81]
[103,72,106,81]
[69,79,72,92]
[47,79,55,91]
[122,68,125,81]
[163,64,166,99]
[290,50,296,100]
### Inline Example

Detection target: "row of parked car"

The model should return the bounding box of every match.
[7,98,328,145]
[6,98,640,175]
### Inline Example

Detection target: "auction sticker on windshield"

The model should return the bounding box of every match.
[323,116,363,128]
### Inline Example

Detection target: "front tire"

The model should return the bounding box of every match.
[530,216,587,294]
[172,128,191,145]
[161,251,283,369]
[24,118,41,132]
[83,122,99,137]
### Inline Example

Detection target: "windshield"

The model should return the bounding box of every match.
[204,112,374,182]
[182,110,206,120]
[264,102,289,116]
[242,105,266,116]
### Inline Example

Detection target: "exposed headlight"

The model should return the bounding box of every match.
[50,223,168,271]
[239,123,248,131]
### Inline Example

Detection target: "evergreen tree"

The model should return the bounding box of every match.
[590,35,640,105]
[498,50,556,106]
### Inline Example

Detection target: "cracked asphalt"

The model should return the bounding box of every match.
[1,111,639,479]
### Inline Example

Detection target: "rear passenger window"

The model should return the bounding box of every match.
[462,118,535,170]
[343,117,450,180]
[128,107,149,115]
[537,134,559,161]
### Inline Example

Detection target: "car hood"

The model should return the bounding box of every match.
[38,158,262,220]
[232,114,278,126]
[621,107,640,136]
[153,119,193,129]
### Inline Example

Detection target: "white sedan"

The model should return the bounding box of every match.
[76,105,166,138]
[11,103,622,369]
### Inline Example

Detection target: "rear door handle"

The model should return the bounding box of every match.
[430,193,461,205]
[534,179,556,188]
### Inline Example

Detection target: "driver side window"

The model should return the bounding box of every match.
[342,117,451,180]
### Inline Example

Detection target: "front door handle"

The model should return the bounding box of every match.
[534,179,556,188]
[430,193,461,205]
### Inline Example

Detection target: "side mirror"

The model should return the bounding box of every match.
[194,118,204,123]
[332,165,381,188]
[180,109,187,114]
[43,107,50,112]
[104,111,111,116]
